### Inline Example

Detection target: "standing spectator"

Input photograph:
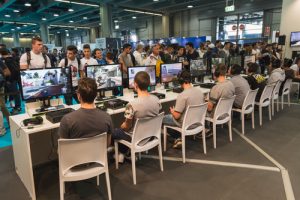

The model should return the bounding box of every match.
[145,44,161,66]
[185,42,199,62]
[198,42,206,59]
[93,48,106,65]
[43,45,57,68]
[11,48,20,63]
[20,37,51,69]
[0,110,5,136]
[0,48,21,115]
[259,44,272,75]
[80,44,98,77]
[119,43,134,87]
[133,44,146,66]
[173,46,189,68]
[0,59,10,127]
[105,52,115,64]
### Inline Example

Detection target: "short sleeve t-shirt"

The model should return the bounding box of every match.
[58,58,80,87]
[230,75,250,108]
[209,80,235,105]
[58,108,114,139]
[174,87,204,125]
[20,51,51,69]
[80,57,98,71]
[124,95,161,132]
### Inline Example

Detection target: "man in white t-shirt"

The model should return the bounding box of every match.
[80,44,98,77]
[133,44,146,66]
[20,37,51,69]
[58,45,81,105]
[291,57,300,77]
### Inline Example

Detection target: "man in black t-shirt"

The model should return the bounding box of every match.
[58,78,113,139]
[185,42,199,62]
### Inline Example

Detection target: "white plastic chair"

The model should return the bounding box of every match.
[281,79,292,110]
[255,84,275,126]
[205,95,236,149]
[271,81,282,116]
[163,103,208,163]
[58,133,111,200]
[232,89,258,134]
[114,113,164,185]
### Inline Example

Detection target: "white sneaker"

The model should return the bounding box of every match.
[113,153,124,163]
[0,128,6,136]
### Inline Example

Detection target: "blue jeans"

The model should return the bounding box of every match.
[112,128,132,154]
[163,114,181,139]
[6,80,21,108]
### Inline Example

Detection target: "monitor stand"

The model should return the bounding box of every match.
[35,98,64,113]
[96,90,116,101]
[164,83,172,92]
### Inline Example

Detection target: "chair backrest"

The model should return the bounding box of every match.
[272,81,282,99]
[260,84,275,104]
[131,112,164,147]
[58,133,107,175]
[182,103,208,132]
[214,95,236,121]
[282,79,292,94]
[242,89,258,112]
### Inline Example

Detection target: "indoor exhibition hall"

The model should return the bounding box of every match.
[0,0,300,199]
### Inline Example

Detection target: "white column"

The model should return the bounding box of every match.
[100,3,112,38]
[162,15,170,38]
[40,23,49,43]
[13,32,20,47]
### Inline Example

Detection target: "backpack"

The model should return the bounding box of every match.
[27,51,48,68]
[2,57,19,81]
[130,53,136,67]
[64,57,81,68]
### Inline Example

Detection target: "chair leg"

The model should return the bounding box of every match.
[276,99,279,112]
[259,106,262,126]
[288,93,290,107]
[105,171,112,200]
[97,176,99,186]
[202,128,207,154]
[241,113,245,135]
[114,142,119,169]
[251,111,255,130]
[213,123,217,149]
[182,135,186,163]
[268,104,272,121]
[59,181,64,200]
[163,126,167,152]
[138,152,141,160]
[281,95,284,110]
[229,120,232,142]
[158,143,164,171]
[131,151,137,185]
[272,99,274,116]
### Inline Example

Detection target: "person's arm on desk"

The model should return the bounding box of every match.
[120,104,134,132]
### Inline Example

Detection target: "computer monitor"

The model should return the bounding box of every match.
[229,56,242,66]
[190,59,207,77]
[160,63,183,83]
[20,67,72,101]
[211,58,225,67]
[128,66,156,89]
[244,55,256,67]
[85,64,122,90]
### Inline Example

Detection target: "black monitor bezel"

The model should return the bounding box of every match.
[160,62,183,83]
[20,67,73,101]
[127,65,157,89]
[85,64,123,91]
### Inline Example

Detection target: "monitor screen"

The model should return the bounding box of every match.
[86,64,122,90]
[230,56,242,66]
[160,63,183,83]
[20,67,72,101]
[244,55,256,67]
[212,58,225,66]
[190,59,206,76]
[128,66,156,89]
[291,32,300,47]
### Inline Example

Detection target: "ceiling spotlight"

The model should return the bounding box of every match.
[187,5,193,8]
[99,23,102,26]
[24,2,31,7]
[57,31,60,34]
[54,13,59,17]
[83,16,88,20]
[114,20,118,23]
[11,28,15,31]
[42,17,47,21]
[66,33,69,37]
[16,27,21,29]
[132,16,137,19]
[65,29,68,32]
[32,30,36,32]
[4,14,10,18]
[23,24,28,27]
[13,10,20,13]
[68,8,74,12]
[153,0,159,1]
[69,20,74,23]
[115,25,119,29]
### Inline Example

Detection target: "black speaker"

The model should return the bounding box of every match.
[278,35,286,45]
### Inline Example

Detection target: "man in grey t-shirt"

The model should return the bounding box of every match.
[208,64,235,116]
[118,43,134,87]
[58,78,113,139]
[163,70,204,148]
[229,64,250,108]
[112,71,161,162]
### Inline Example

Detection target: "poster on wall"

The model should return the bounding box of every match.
[95,38,106,49]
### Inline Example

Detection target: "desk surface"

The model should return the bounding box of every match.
[9,87,210,135]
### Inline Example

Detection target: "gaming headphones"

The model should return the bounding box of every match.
[177,70,191,85]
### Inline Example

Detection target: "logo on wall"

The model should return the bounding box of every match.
[239,24,245,30]
[232,25,237,31]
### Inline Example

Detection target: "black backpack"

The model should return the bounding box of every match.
[2,57,20,81]
[27,51,48,68]
[64,57,81,68]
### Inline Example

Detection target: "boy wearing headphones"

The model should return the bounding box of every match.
[208,64,235,115]
[163,70,204,148]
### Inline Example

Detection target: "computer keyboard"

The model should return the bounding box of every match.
[199,83,216,89]
[151,92,166,99]
[172,87,184,93]
[96,96,117,101]
[104,99,128,110]
[46,108,75,123]
[96,102,107,111]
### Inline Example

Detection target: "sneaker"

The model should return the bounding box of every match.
[113,153,124,163]
[0,128,6,136]
[172,138,182,149]
[107,146,115,153]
